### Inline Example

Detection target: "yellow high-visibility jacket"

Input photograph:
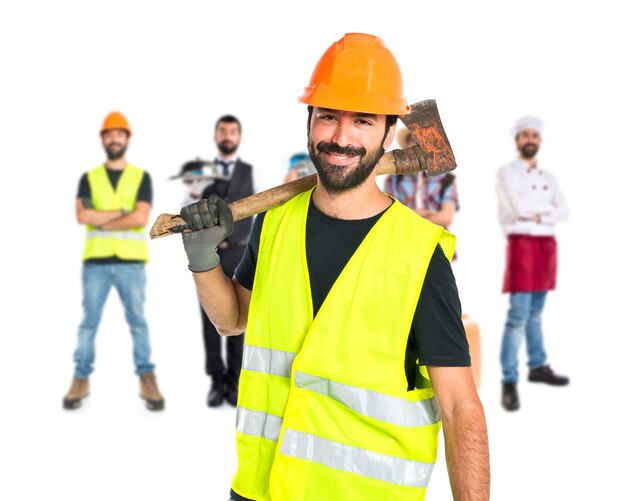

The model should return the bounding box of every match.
[232,189,455,501]
[82,164,148,262]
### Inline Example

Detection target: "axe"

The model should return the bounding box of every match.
[149,99,455,239]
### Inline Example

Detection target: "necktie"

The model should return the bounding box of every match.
[217,160,232,177]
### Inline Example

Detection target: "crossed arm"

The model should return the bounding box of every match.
[76,198,151,229]
[496,170,568,225]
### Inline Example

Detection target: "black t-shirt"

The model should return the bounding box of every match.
[235,200,470,387]
[77,167,152,264]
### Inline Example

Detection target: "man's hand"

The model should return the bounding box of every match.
[518,213,542,223]
[180,196,234,272]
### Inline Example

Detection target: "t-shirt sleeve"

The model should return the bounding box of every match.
[77,173,90,199]
[137,171,153,205]
[405,243,470,387]
[234,212,265,290]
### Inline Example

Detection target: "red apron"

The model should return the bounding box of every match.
[503,234,557,293]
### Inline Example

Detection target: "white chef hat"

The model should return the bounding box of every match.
[511,115,544,137]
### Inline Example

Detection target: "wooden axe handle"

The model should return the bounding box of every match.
[149,145,426,239]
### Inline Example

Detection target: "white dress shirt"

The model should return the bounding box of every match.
[496,158,568,236]
[215,156,238,179]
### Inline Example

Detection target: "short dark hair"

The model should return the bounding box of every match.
[215,114,241,133]
[306,106,397,138]
[385,114,399,134]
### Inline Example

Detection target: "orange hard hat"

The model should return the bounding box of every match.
[100,111,132,137]
[298,33,410,116]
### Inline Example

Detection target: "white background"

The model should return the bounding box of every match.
[1,1,625,499]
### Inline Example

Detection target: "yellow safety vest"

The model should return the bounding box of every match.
[232,189,455,501]
[82,164,148,261]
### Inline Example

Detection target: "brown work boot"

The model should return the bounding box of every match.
[139,371,165,411]
[63,377,89,410]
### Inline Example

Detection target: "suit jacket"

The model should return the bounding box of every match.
[202,159,254,247]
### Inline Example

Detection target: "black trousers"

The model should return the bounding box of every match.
[200,245,246,385]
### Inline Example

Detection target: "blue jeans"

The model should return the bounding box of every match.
[73,263,155,379]
[500,291,548,383]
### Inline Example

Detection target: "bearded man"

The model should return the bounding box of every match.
[179,34,489,500]
[497,115,570,412]
[63,111,164,412]
[199,115,255,408]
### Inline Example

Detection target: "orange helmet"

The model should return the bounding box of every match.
[298,33,409,116]
[100,111,132,137]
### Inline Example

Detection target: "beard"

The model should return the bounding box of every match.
[308,139,385,195]
[217,140,238,156]
[519,143,539,159]
[104,143,127,160]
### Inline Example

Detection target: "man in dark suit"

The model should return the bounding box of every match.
[200,114,254,407]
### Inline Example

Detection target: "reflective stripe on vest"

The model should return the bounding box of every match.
[82,165,148,261]
[280,429,435,488]
[236,407,283,442]
[86,230,147,241]
[294,371,440,427]
[242,345,296,378]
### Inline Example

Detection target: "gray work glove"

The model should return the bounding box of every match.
[180,195,234,272]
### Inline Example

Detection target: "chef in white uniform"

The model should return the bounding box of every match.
[496,115,570,412]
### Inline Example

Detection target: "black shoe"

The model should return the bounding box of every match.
[502,382,520,411]
[225,383,238,407]
[208,377,225,407]
[528,365,569,386]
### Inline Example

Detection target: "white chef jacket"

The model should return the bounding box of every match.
[496,158,568,236]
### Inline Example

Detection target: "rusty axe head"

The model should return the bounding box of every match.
[392,99,456,176]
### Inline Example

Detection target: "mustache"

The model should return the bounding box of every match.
[107,143,123,148]
[316,141,366,157]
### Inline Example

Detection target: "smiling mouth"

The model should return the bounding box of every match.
[323,151,358,165]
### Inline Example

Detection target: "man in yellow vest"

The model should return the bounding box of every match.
[180,34,489,500]
[63,111,164,411]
